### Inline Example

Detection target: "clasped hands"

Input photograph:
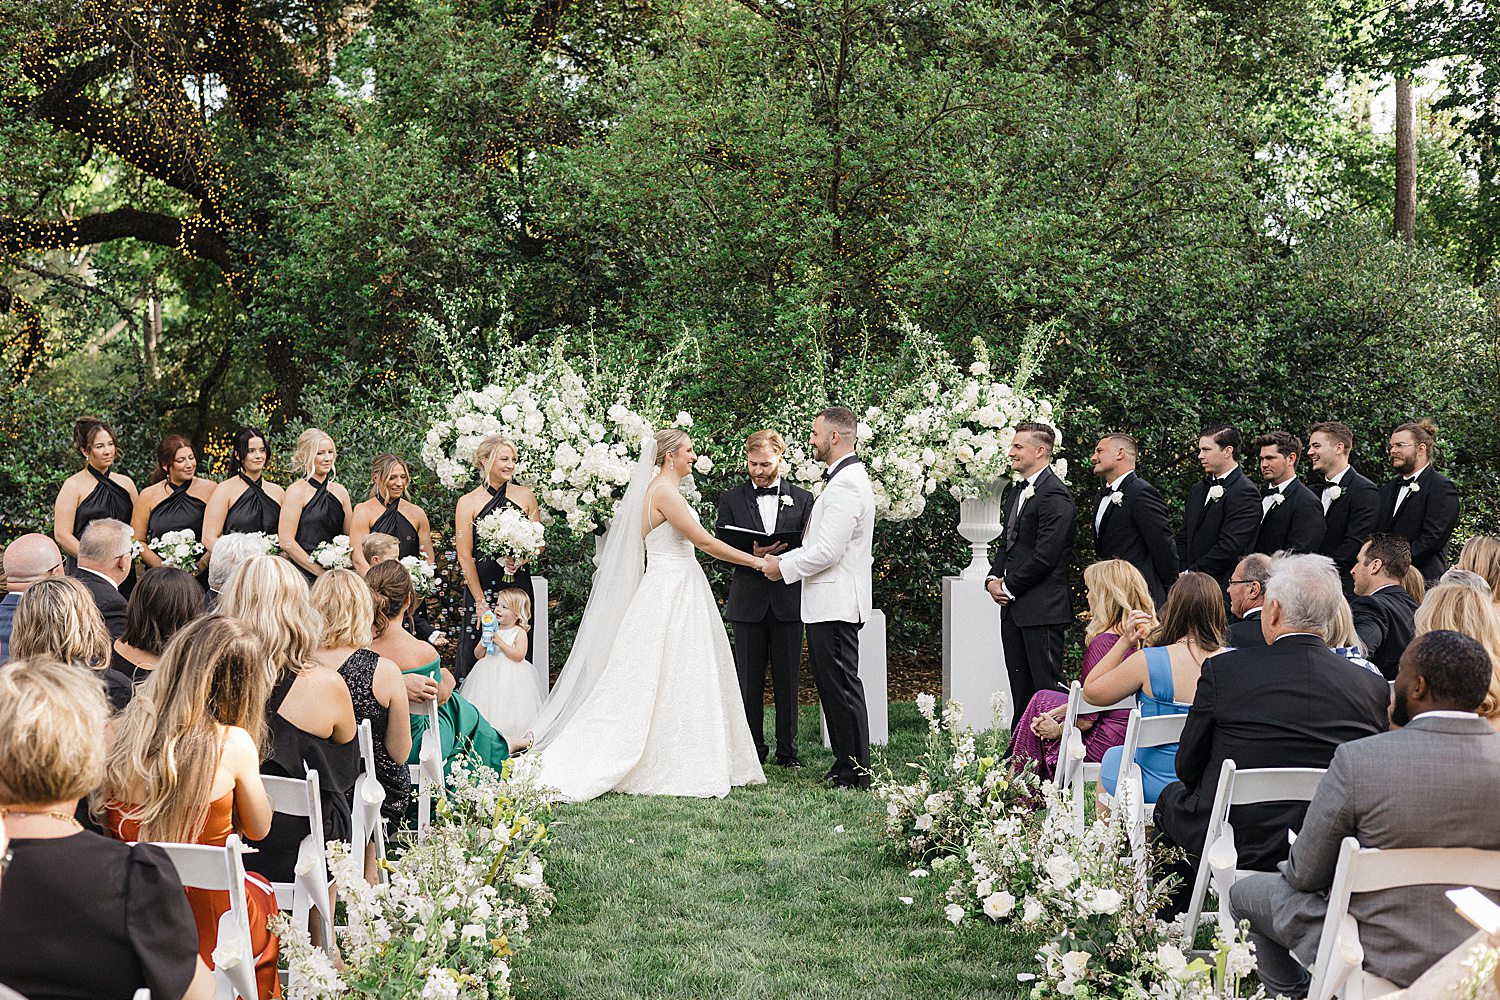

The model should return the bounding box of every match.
[761,552,783,580]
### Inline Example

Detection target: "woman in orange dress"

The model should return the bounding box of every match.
[94,614,281,998]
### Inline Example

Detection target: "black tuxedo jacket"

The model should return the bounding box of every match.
[715,480,815,623]
[1225,609,1266,648]
[1350,584,1419,680]
[1376,465,1460,582]
[69,566,127,638]
[1156,635,1390,867]
[989,466,1076,628]
[1312,467,1380,578]
[1253,478,1326,555]
[1091,471,1178,606]
[1176,467,1261,589]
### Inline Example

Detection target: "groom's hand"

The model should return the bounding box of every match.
[762,554,783,581]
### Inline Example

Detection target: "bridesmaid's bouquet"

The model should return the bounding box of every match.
[400,555,439,600]
[241,531,280,556]
[150,529,205,572]
[311,535,353,570]
[475,507,545,582]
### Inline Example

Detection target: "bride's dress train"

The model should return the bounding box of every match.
[536,512,767,802]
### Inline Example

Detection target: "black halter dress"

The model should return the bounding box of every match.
[292,477,344,579]
[70,465,137,596]
[223,473,281,535]
[370,495,422,560]
[456,481,535,678]
[147,480,208,585]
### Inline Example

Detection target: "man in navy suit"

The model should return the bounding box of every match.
[1176,424,1261,595]
[1251,431,1325,556]
[987,422,1076,728]
[1089,433,1177,606]
[715,430,815,767]
[1376,419,1460,585]
[1306,421,1379,593]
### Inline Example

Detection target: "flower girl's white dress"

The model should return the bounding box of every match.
[459,626,542,746]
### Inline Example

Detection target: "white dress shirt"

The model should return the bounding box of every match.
[1321,464,1350,514]
[1095,472,1130,534]
[1392,462,1429,516]
[754,478,783,533]
[1205,469,1233,506]
[1261,476,1293,520]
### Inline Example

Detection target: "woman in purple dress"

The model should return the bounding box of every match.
[1008,559,1158,782]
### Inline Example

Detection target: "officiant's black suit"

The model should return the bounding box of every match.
[1312,468,1379,591]
[1090,471,1178,607]
[716,479,815,765]
[1375,465,1460,584]
[1176,467,1261,592]
[1252,478,1326,556]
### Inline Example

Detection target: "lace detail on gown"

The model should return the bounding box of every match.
[536,512,766,801]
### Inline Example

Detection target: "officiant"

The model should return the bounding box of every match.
[715,429,815,768]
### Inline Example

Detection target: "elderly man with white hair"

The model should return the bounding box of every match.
[1151,552,1391,915]
[205,533,268,610]
[0,534,64,664]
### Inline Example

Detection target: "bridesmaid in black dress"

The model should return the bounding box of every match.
[202,426,285,551]
[131,434,216,582]
[454,435,543,678]
[53,418,139,596]
[278,428,353,581]
[351,453,436,570]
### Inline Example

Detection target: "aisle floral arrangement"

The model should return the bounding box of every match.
[275,756,555,999]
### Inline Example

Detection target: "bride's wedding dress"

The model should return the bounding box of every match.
[533,468,766,802]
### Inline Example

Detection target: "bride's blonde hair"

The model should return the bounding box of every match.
[654,428,690,467]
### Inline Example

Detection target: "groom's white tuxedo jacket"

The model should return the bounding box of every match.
[778,455,875,624]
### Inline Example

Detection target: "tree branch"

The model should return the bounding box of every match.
[2,208,237,273]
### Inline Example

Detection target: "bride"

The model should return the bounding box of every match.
[528,428,768,801]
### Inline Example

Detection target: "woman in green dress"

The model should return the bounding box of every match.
[365,561,508,773]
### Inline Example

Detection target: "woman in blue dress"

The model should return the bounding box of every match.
[1084,571,1227,802]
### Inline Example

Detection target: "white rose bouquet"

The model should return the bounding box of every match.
[241,531,280,556]
[475,508,545,582]
[311,535,353,570]
[400,555,440,600]
[149,528,204,572]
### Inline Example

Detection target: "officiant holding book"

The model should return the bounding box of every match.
[715,429,815,768]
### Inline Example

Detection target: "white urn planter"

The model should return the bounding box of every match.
[956,483,1007,581]
[942,480,1011,731]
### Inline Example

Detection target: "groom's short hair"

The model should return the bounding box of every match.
[745,429,786,455]
[1015,422,1055,453]
[816,407,857,437]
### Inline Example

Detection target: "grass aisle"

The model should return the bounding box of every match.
[516,703,1032,999]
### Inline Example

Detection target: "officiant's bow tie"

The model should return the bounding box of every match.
[753,486,779,496]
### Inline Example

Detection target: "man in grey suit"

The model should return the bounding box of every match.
[1230,630,1500,996]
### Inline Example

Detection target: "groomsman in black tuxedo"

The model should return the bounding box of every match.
[987,423,1076,728]
[715,429,815,768]
[1376,419,1460,585]
[1251,431,1325,556]
[1176,424,1261,594]
[1088,433,1177,606]
[1306,421,1379,593]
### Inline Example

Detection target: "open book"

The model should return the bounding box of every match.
[718,523,803,550]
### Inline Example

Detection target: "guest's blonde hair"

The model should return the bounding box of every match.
[1416,583,1500,718]
[9,576,112,670]
[311,568,375,649]
[745,429,786,456]
[1458,536,1500,603]
[361,531,400,564]
[654,428,691,467]
[218,554,322,679]
[1401,565,1427,604]
[0,657,110,806]
[495,588,531,631]
[95,615,272,841]
[1327,597,1360,648]
[293,428,337,477]
[474,435,518,472]
[1082,560,1157,644]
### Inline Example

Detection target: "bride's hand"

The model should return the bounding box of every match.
[751,557,767,572]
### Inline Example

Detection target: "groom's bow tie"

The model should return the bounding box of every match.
[753,485,779,496]
[820,469,833,483]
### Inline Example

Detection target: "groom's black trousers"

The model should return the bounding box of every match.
[806,620,870,788]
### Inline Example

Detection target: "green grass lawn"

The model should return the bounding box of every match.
[515,702,1034,1000]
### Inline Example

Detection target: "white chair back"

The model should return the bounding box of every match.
[1308,838,1500,1000]
[260,769,335,959]
[1181,758,1326,949]
[408,696,444,838]
[1097,708,1188,814]
[350,718,389,884]
[1056,682,1135,834]
[153,834,259,1000]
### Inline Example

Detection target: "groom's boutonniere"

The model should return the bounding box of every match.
[1325,485,1344,502]
[780,494,794,508]
[1109,490,1124,506]
[1206,484,1225,502]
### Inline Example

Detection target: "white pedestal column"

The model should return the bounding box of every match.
[531,576,550,694]
[940,484,1009,731]
[820,608,890,746]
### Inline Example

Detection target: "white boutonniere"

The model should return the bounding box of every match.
[780,494,794,507]
[1407,481,1421,494]
[1206,484,1225,502]
[1325,485,1344,502]
[1021,484,1036,502]
[1109,490,1124,506]
[1269,493,1285,508]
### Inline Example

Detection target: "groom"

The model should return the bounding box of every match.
[764,407,876,790]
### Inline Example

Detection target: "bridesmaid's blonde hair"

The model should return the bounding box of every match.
[293,427,337,477]
[1082,560,1157,644]
[474,435,518,472]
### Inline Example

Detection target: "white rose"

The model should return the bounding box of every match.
[1326,485,1344,501]
[1156,944,1190,979]
[1022,897,1045,924]
[1088,888,1122,914]
[982,891,1015,920]
[674,411,693,428]
[694,455,713,474]
[914,813,934,831]
[1044,855,1079,886]
[1060,950,1090,977]
[1207,484,1225,502]
[944,903,965,926]
[969,360,990,376]
[856,421,874,442]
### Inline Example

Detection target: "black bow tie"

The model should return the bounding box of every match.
[1263,484,1284,497]
[753,486,779,496]
[820,469,833,483]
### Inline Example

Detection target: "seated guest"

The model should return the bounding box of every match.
[67,518,133,638]
[1085,571,1226,802]
[219,555,358,886]
[1351,533,1421,680]
[1009,560,1155,784]
[1403,565,1428,603]
[1224,553,1273,648]
[361,530,400,569]
[1457,535,1500,616]
[1440,567,1495,595]
[204,531,265,610]
[1230,631,1500,997]
[0,533,63,665]
[0,657,212,1000]
[110,566,204,692]
[309,569,412,850]
[96,616,278,998]
[1155,553,1390,913]
[9,577,132,712]
[1415,583,1500,732]
[1326,592,1381,676]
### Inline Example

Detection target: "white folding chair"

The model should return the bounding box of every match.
[132,991,151,1000]
[1181,758,1327,949]
[1305,838,1500,1000]
[260,768,335,961]
[1055,682,1136,834]
[1097,708,1189,812]
[153,834,260,1000]
[408,696,444,839]
[350,718,389,884]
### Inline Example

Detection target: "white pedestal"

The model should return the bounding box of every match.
[941,576,1008,732]
[820,608,890,747]
[531,576,550,694]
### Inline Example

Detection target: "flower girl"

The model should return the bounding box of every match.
[459,588,539,750]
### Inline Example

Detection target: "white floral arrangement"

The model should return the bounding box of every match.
[274,755,555,999]
[311,534,353,570]
[149,528,204,571]
[474,508,545,582]
[240,531,280,556]
[401,555,440,600]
